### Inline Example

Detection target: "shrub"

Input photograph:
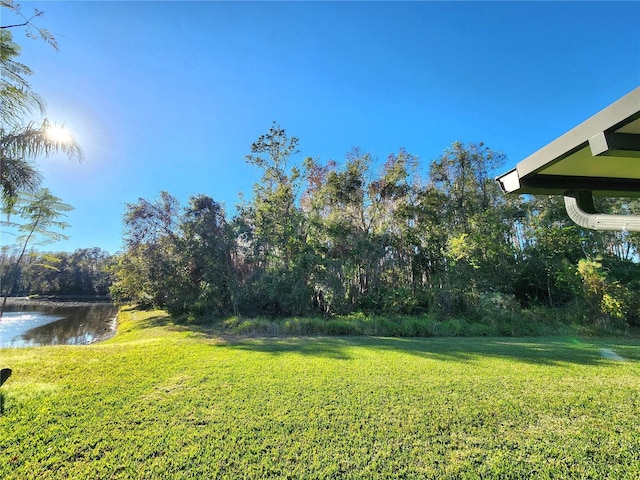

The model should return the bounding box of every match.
[466,322,493,336]
[381,287,431,315]
[577,258,631,331]
[398,316,435,337]
[434,318,469,336]
[372,317,400,336]
[283,317,326,335]
[433,289,480,321]
[326,319,359,336]
[233,318,281,336]
[223,316,242,330]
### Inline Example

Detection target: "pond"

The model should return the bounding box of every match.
[0,302,118,348]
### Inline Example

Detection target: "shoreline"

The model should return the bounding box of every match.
[3,296,115,309]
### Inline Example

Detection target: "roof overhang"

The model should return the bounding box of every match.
[496,87,640,198]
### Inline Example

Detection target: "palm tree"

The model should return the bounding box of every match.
[1,119,84,207]
[0,28,83,209]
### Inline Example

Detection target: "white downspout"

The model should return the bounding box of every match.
[564,191,640,232]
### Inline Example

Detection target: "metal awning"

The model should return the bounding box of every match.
[496,87,640,231]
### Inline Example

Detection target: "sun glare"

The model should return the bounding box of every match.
[46,125,74,144]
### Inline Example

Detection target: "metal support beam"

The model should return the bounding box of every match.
[588,131,640,157]
[564,191,640,232]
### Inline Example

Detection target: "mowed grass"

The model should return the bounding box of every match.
[1,309,639,479]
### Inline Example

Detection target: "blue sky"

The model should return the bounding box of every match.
[4,1,640,254]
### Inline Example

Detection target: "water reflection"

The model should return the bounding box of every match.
[0,303,118,348]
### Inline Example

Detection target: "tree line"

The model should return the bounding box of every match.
[0,247,115,298]
[110,125,640,330]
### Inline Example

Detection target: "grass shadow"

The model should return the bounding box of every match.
[122,308,639,366]
[119,306,174,329]
[218,336,355,360]
[362,336,640,366]
[210,335,640,367]
[138,315,175,329]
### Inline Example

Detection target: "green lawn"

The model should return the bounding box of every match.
[1,309,639,479]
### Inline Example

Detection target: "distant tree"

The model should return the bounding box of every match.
[309,149,385,312]
[301,152,373,313]
[108,129,638,328]
[244,123,302,268]
[53,248,114,295]
[592,197,640,261]
[2,247,115,296]
[301,148,423,314]
[512,195,583,307]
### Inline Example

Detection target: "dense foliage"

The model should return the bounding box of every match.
[0,247,115,297]
[110,125,640,329]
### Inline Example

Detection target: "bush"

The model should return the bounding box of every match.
[577,258,631,331]
[232,318,281,336]
[283,317,326,335]
[433,289,480,321]
[398,316,435,337]
[381,287,431,315]
[369,317,400,336]
[433,318,469,336]
[326,319,360,336]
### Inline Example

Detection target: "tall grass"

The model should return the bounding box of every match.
[205,311,625,338]
[0,307,638,478]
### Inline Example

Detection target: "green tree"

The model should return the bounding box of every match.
[111,193,235,317]
[175,195,234,316]
[429,141,505,234]
[301,148,422,314]
[514,195,584,308]
[576,258,636,330]
[428,142,520,317]
[110,192,182,308]
[244,123,302,268]
[593,197,640,261]
[0,248,114,296]
[238,123,312,315]
[301,150,379,313]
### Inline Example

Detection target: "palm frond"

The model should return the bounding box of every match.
[0,30,33,88]
[1,155,42,201]
[0,119,84,162]
[37,28,58,51]
[0,84,47,123]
